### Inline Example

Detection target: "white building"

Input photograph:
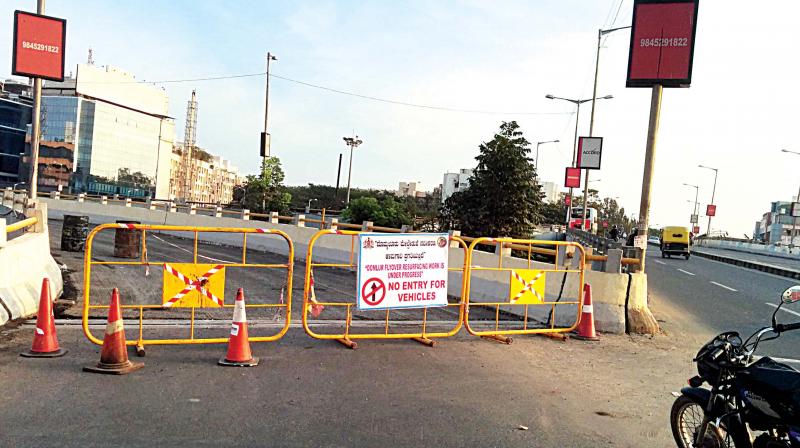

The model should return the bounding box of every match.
[31,63,175,198]
[441,169,473,203]
[169,143,243,204]
[540,181,561,203]
[397,181,427,198]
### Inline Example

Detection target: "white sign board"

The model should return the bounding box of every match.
[357,233,449,310]
[792,202,800,218]
[634,235,648,250]
[690,214,698,224]
[576,136,603,170]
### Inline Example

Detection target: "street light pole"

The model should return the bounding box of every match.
[684,183,699,228]
[343,135,363,204]
[698,165,718,236]
[546,94,612,231]
[781,149,800,248]
[580,25,630,232]
[260,52,277,213]
[535,139,559,172]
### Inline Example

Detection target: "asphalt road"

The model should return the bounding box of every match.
[646,245,800,359]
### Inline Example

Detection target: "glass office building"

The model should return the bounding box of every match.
[20,64,175,197]
[0,96,32,185]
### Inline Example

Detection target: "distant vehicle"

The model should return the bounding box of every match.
[660,226,690,259]
[648,236,660,245]
[568,207,598,232]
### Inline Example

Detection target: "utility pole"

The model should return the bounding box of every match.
[584,25,630,233]
[261,52,277,212]
[699,164,718,236]
[28,0,46,200]
[343,135,363,204]
[334,153,343,203]
[637,84,663,272]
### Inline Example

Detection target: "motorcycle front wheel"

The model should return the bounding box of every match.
[670,395,737,448]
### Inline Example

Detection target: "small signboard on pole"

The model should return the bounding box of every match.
[706,204,716,217]
[791,202,800,218]
[357,234,449,310]
[576,137,603,170]
[564,194,572,206]
[564,167,581,188]
[690,214,698,224]
[693,225,700,234]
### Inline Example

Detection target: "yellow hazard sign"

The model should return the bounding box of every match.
[162,263,226,308]
[508,269,546,304]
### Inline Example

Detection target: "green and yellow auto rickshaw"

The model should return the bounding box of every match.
[660,226,691,259]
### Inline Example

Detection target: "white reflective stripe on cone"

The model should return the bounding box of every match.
[582,304,593,313]
[232,301,246,323]
[105,319,124,335]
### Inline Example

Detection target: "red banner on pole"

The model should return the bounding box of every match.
[564,195,571,206]
[12,10,67,81]
[706,204,716,217]
[564,167,581,188]
[626,0,699,88]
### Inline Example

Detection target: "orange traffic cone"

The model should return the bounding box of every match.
[84,288,143,374]
[219,288,259,367]
[21,278,67,358]
[574,283,599,341]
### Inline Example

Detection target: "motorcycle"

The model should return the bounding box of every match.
[670,285,800,447]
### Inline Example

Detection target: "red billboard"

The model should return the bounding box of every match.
[564,167,581,188]
[564,195,571,206]
[12,10,67,81]
[693,225,700,234]
[626,0,699,88]
[706,204,716,216]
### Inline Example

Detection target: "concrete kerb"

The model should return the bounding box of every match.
[692,248,800,280]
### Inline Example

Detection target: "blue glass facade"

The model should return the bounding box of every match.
[21,95,164,197]
[0,97,32,184]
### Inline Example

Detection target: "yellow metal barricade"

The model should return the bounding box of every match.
[464,237,585,342]
[302,229,467,348]
[82,223,293,351]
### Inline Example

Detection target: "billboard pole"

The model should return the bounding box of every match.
[28,0,46,200]
[637,84,663,272]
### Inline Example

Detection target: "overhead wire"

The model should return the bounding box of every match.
[76,71,572,116]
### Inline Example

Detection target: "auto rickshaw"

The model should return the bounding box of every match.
[660,226,691,259]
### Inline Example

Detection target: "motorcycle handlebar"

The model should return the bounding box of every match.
[775,322,800,333]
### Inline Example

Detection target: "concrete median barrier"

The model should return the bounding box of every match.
[0,205,64,326]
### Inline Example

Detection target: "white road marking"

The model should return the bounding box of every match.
[766,302,800,318]
[653,260,666,265]
[710,281,737,292]
[677,269,695,276]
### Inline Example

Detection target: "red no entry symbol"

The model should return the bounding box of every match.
[362,277,386,306]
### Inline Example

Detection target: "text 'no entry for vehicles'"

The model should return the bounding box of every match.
[357,233,450,310]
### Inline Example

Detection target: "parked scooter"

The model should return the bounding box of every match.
[671,285,800,447]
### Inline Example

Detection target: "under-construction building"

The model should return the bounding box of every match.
[168,91,243,204]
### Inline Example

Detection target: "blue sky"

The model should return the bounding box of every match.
[2,0,799,236]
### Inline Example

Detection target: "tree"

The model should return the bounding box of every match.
[540,202,566,225]
[342,196,411,228]
[232,157,291,214]
[439,121,544,238]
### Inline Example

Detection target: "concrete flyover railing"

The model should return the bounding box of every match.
[564,227,656,334]
[41,196,658,334]
[0,198,64,326]
[566,228,643,273]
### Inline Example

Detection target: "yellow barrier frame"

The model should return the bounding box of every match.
[464,237,586,342]
[82,223,294,351]
[302,229,468,348]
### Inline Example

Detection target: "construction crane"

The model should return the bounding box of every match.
[181,90,198,201]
